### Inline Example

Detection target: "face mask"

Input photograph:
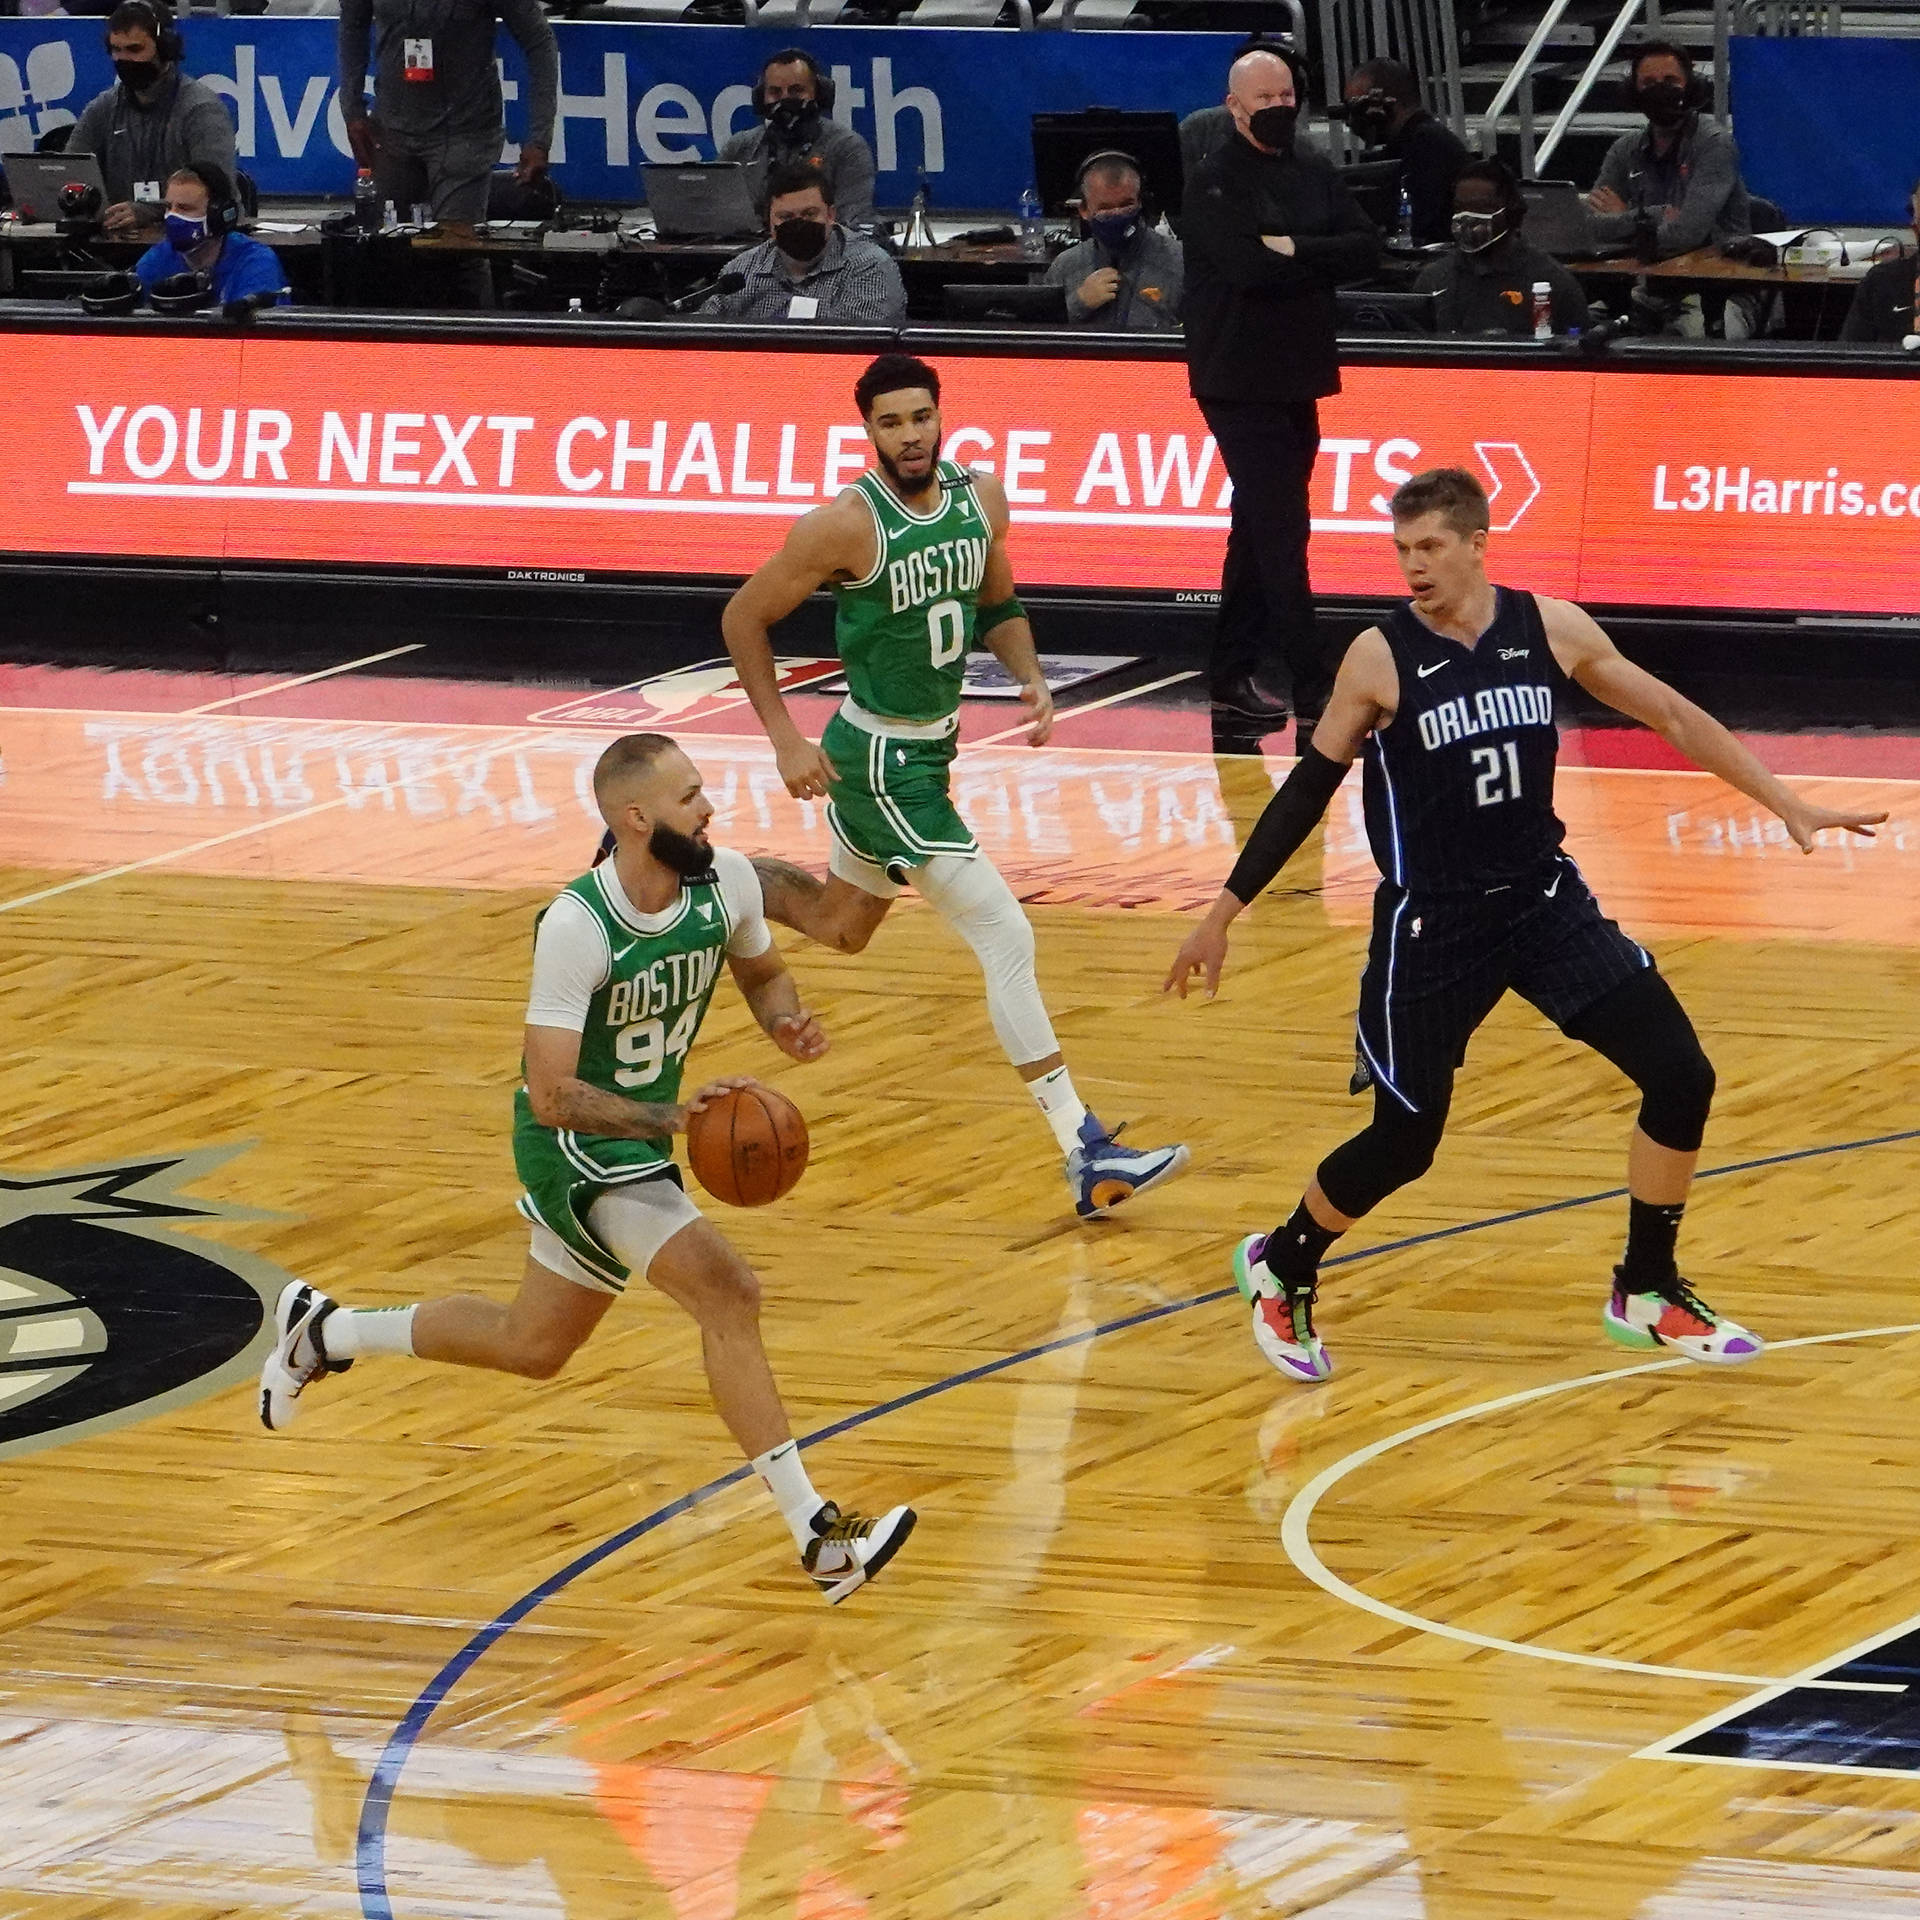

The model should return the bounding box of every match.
[114,58,163,92]
[774,216,829,264]
[1247,104,1299,152]
[164,212,208,251]
[1088,210,1141,252]
[1348,95,1395,143]
[1450,208,1508,254]
[1635,79,1689,127]
[766,98,821,142]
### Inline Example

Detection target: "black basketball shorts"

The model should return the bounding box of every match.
[1352,853,1653,1115]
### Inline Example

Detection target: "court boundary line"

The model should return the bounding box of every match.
[966,670,1204,749]
[350,1124,1920,1920]
[178,644,428,715]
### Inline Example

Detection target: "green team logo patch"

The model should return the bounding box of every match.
[0,1147,295,1460]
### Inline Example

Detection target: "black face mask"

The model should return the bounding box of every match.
[766,97,822,143]
[649,822,715,878]
[774,216,829,264]
[1347,94,1395,144]
[1635,79,1690,128]
[114,58,163,93]
[1247,104,1299,152]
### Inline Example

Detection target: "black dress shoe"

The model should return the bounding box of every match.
[1211,673,1291,725]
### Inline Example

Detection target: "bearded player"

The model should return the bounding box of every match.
[718,352,1189,1219]
[1165,467,1888,1383]
[260,733,915,1604]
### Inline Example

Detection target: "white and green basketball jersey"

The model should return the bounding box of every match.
[834,459,992,723]
[514,860,738,1180]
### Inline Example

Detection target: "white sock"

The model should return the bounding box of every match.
[753,1440,827,1551]
[321,1305,418,1360]
[1028,1064,1090,1155]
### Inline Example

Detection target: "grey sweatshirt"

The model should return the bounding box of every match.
[339,0,558,151]
[1587,114,1753,257]
[69,69,237,211]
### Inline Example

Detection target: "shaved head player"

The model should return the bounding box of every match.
[1166,467,1888,1382]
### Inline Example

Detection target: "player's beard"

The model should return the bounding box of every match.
[650,821,715,877]
[877,432,942,498]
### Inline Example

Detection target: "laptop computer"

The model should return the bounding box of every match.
[3,152,108,225]
[640,162,763,241]
[1520,178,1632,259]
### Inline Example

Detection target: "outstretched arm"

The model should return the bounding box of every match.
[722,500,872,800]
[1541,599,1889,849]
[1164,633,1394,999]
[972,473,1052,745]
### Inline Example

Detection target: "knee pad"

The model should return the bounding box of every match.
[913,854,1054,1065]
[1638,1040,1715,1153]
[1317,1099,1447,1219]
[1566,971,1716,1153]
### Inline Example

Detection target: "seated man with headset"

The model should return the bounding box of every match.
[1043,150,1183,330]
[1413,158,1585,336]
[718,48,875,232]
[131,164,288,309]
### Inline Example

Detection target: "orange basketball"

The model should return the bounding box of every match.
[685,1085,809,1207]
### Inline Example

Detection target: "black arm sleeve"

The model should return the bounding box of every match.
[1224,745,1351,904]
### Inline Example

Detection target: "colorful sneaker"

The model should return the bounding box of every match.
[259,1281,352,1431]
[802,1501,917,1604]
[1602,1269,1764,1365]
[1066,1114,1191,1219]
[1236,1233,1334,1382]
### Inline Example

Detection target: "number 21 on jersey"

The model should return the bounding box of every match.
[1472,742,1522,807]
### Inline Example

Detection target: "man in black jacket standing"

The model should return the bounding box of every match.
[1184,46,1377,752]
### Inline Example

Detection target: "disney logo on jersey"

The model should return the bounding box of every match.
[888,536,988,616]
[1416,684,1554,752]
[529,657,845,729]
[0,1148,294,1461]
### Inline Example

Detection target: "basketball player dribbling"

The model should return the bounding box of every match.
[1165,467,1889,1383]
[717,352,1190,1221]
[259,733,915,1603]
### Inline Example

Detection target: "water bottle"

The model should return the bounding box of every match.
[1532,280,1553,340]
[1018,182,1046,262]
[1394,186,1414,246]
[354,167,379,235]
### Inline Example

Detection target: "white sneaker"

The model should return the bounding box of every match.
[259,1281,352,1431]
[801,1501,916,1603]
[1235,1233,1334,1383]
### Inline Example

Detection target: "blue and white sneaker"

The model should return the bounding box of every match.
[1235,1233,1333,1383]
[1066,1114,1190,1219]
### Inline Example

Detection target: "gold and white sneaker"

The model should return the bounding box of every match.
[802,1501,916,1603]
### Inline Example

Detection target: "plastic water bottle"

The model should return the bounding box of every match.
[1394,186,1414,245]
[354,167,379,235]
[1532,280,1553,340]
[1018,182,1046,261]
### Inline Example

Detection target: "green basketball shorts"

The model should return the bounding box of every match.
[822,703,977,891]
[513,1109,697,1293]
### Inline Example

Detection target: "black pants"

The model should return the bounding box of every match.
[1199,396,1326,719]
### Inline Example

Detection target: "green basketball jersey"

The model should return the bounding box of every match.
[512,861,736,1181]
[833,459,992,723]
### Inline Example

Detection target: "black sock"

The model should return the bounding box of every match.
[1264,1201,1341,1285]
[1620,1197,1685,1286]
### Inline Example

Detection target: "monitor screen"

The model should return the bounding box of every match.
[1030,111,1184,221]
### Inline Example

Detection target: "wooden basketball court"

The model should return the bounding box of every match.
[3,665,1918,1919]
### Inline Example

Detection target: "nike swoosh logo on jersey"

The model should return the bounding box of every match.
[1417,660,1448,678]
[612,941,636,962]
[1544,872,1563,898]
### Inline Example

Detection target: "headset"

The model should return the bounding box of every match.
[106,1,184,66]
[79,269,142,316]
[173,161,242,238]
[751,48,836,119]
[1627,40,1710,112]
[1074,148,1145,203]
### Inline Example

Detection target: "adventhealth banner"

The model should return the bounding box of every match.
[6,332,1919,617]
[0,19,1237,206]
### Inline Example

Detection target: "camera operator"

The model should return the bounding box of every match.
[1339,57,1466,245]
[719,49,876,233]
[68,1,237,238]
